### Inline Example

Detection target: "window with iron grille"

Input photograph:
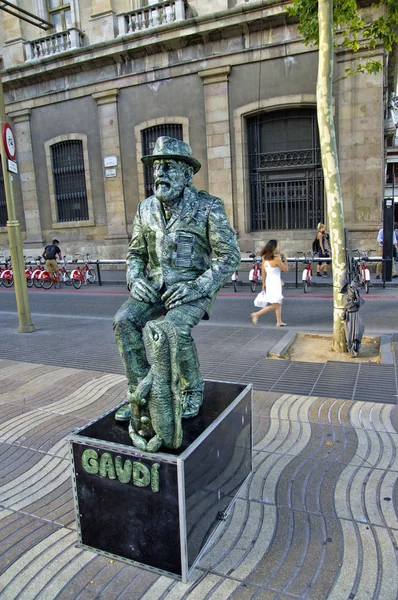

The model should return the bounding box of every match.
[50,140,89,223]
[142,124,183,198]
[247,108,324,231]
[0,166,7,227]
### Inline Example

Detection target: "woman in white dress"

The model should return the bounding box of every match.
[251,239,289,327]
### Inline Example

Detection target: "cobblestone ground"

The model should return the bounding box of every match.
[1,359,398,599]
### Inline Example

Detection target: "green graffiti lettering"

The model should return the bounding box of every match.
[99,452,116,479]
[133,462,151,487]
[82,449,99,474]
[151,463,160,492]
[115,456,132,483]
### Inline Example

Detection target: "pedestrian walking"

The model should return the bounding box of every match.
[375,226,398,278]
[42,239,62,288]
[315,223,329,277]
[251,239,288,327]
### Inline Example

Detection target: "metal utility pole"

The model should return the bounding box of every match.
[0,77,34,332]
[0,3,51,333]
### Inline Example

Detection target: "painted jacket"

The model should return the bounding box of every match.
[126,185,241,315]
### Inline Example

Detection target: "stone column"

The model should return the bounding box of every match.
[335,50,384,239]
[92,89,128,241]
[8,108,43,245]
[2,1,26,66]
[198,67,234,224]
[90,0,116,39]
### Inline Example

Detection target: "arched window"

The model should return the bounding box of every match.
[50,140,89,222]
[142,123,183,197]
[247,108,324,231]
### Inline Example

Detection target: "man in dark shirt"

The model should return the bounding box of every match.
[42,239,62,288]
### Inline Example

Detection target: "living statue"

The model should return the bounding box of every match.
[113,136,241,451]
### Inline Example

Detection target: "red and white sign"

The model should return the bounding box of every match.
[2,123,16,161]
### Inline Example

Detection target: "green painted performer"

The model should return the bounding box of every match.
[113,136,240,423]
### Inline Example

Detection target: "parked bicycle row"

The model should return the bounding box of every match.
[0,254,96,289]
[231,248,387,294]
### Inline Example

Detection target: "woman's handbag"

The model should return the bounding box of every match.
[254,290,268,307]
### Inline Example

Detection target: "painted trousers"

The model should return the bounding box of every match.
[376,259,397,276]
[113,295,205,396]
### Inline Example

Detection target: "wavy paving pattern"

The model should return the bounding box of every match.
[1,360,398,599]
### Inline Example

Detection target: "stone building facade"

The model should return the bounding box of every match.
[0,0,396,259]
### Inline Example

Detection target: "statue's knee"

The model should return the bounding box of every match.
[113,310,127,332]
[176,324,194,344]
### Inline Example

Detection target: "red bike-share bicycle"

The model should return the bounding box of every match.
[352,249,372,294]
[298,251,314,294]
[249,261,262,293]
[71,254,96,289]
[1,258,13,288]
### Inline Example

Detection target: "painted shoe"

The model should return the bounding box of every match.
[115,403,132,421]
[182,391,203,419]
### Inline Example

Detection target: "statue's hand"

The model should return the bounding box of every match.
[162,281,203,309]
[130,278,158,304]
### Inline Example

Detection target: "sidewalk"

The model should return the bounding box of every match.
[1,357,398,599]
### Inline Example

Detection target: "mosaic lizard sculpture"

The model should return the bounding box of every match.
[128,320,183,452]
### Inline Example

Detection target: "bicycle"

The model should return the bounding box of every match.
[40,268,56,289]
[249,260,262,293]
[29,257,45,288]
[71,254,96,288]
[59,260,73,286]
[0,259,7,286]
[24,256,35,288]
[231,269,239,293]
[297,251,315,294]
[1,258,13,288]
[352,249,373,294]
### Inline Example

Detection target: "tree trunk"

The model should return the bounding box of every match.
[317,0,347,353]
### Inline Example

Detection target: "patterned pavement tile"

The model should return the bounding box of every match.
[1,360,398,599]
[0,511,61,576]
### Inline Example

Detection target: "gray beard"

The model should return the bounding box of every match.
[155,184,184,206]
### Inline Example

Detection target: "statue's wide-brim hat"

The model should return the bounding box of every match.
[141,136,201,174]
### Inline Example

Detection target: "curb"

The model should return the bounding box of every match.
[380,334,394,365]
[267,331,395,365]
[268,331,297,359]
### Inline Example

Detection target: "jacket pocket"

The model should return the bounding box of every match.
[175,233,194,267]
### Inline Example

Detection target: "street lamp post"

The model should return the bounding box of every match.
[0,72,35,333]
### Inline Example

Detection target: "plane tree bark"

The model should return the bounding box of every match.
[288,0,398,352]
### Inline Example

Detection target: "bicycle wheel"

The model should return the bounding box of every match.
[3,276,13,288]
[27,277,34,288]
[73,277,82,289]
[365,281,370,294]
[41,278,53,289]
[63,272,73,286]
[250,281,256,293]
[33,276,42,288]
[86,268,96,284]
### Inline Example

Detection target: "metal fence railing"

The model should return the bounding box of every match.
[0,254,394,289]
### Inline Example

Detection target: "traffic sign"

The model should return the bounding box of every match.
[7,159,18,174]
[2,123,16,161]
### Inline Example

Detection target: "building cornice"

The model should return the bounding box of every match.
[4,38,313,114]
[1,0,291,84]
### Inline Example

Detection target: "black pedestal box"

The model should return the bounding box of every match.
[69,380,252,582]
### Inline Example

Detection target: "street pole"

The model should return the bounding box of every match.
[0,71,35,333]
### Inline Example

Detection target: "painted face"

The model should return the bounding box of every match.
[153,159,189,205]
